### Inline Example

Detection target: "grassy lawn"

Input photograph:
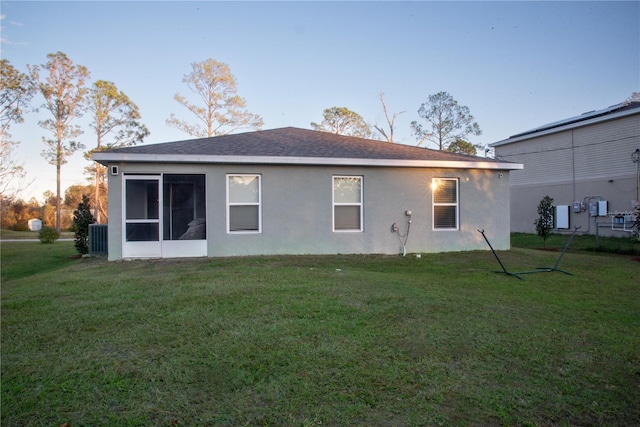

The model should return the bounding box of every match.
[0,229,42,239]
[0,228,74,241]
[1,239,639,426]
[511,232,640,255]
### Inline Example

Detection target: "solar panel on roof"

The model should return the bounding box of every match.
[509,102,640,138]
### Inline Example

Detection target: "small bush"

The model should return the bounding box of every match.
[10,222,29,232]
[534,195,554,248]
[72,195,95,255]
[38,226,60,244]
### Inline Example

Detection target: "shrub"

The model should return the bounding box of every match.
[10,222,29,232]
[38,226,60,244]
[534,195,554,248]
[72,195,95,255]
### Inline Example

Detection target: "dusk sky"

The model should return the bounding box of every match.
[2,1,638,201]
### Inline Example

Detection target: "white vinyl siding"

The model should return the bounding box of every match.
[498,132,573,186]
[572,117,639,180]
[499,115,640,187]
[333,176,363,231]
[227,174,261,233]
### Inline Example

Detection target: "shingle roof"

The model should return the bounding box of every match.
[95,127,521,170]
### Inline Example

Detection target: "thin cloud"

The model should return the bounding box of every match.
[0,15,28,47]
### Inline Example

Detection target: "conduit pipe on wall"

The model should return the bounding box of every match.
[582,195,603,234]
[392,210,412,256]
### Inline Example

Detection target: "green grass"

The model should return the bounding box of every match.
[0,229,42,239]
[0,228,74,242]
[1,240,639,426]
[0,241,78,282]
[512,232,640,255]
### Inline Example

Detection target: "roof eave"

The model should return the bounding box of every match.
[93,152,523,170]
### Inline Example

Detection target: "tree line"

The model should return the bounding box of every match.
[2,53,486,232]
[1,184,95,232]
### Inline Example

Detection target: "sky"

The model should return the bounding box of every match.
[2,1,639,202]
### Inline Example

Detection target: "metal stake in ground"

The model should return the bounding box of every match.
[514,225,581,276]
[477,229,524,280]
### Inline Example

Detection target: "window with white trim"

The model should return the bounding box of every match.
[432,178,459,230]
[227,174,261,233]
[333,176,363,231]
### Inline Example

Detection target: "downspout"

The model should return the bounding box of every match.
[571,129,576,204]
[582,195,603,235]
[583,195,603,248]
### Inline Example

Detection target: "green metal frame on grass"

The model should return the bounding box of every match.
[478,229,523,280]
[478,227,580,280]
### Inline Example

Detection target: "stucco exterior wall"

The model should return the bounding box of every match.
[106,163,512,260]
[497,113,639,236]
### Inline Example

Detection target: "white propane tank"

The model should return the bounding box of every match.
[28,218,42,231]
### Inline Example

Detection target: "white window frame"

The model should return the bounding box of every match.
[226,174,262,234]
[332,175,363,232]
[432,177,459,231]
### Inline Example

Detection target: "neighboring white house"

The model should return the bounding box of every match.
[93,127,522,260]
[491,102,640,237]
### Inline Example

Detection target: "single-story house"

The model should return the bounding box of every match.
[491,102,640,237]
[93,127,522,260]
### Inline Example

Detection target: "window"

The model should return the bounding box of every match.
[432,178,458,230]
[227,174,261,232]
[333,176,363,231]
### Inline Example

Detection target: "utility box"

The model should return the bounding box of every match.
[556,205,570,229]
[598,201,608,217]
[573,201,584,213]
[589,201,608,217]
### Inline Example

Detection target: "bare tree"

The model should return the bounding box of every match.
[167,59,263,138]
[1,59,35,137]
[29,52,90,232]
[0,59,36,200]
[373,92,405,143]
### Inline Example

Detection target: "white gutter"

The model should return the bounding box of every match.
[93,152,523,170]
